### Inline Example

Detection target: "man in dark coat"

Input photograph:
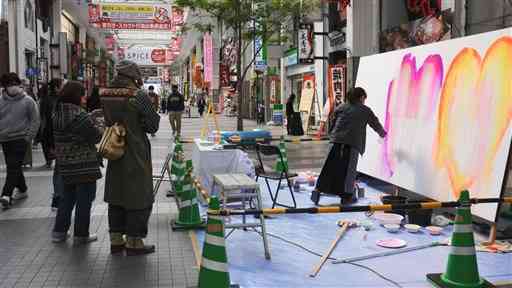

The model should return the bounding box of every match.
[100,60,160,255]
[166,85,184,137]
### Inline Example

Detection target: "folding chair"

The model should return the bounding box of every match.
[255,144,297,208]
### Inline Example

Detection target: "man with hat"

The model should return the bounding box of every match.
[100,60,160,255]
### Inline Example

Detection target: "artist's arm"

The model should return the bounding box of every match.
[367,108,387,138]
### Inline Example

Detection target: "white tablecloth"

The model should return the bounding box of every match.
[192,139,253,196]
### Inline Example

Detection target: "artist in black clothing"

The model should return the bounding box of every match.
[311,87,387,205]
[166,85,185,137]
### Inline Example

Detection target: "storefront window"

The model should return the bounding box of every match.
[24,0,34,31]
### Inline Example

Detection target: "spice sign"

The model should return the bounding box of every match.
[88,3,173,30]
[330,65,346,105]
[298,23,314,64]
[122,47,169,66]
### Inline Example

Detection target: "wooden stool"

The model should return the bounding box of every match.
[212,173,271,260]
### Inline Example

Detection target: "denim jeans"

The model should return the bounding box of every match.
[1,139,28,197]
[52,168,64,199]
[53,182,96,237]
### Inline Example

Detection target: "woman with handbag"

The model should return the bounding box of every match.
[52,81,103,245]
[100,60,160,256]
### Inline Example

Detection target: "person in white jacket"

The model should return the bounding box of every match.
[0,73,40,209]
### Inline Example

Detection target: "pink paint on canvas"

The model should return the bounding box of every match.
[381,54,444,177]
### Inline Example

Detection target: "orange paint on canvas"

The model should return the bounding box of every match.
[435,37,512,198]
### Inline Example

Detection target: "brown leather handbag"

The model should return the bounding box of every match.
[97,122,126,160]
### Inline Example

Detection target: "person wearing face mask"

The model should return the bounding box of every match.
[100,60,160,255]
[0,73,40,209]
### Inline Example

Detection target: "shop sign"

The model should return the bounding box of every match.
[122,47,169,65]
[172,7,184,27]
[219,64,230,87]
[284,48,298,67]
[329,65,346,105]
[25,67,39,78]
[298,23,314,64]
[203,33,213,84]
[88,3,174,30]
[254,36,266,71]
[166,49,179,63]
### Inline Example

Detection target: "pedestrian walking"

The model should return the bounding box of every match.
[47,79,64,211]
[160,96,167,114]
[51,81,102,245]
[197,94,206,117]
[147,86,160,112]
[147,86,159,137]
[167,84,184,137]
[311,87,387,206]
[38,79,61,168]
[286,93,304,136]
[0,73,40,209]
[101,60,160,255]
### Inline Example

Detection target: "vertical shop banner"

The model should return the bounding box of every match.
[298,23,314,64]
[88,3,172,30]
[330,65,346,105]
[254,36,267,71]
[203,33,213,85]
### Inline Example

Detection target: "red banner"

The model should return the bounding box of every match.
[92,22,172,30]
[88,3,175,30]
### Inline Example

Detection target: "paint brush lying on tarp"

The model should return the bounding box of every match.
[331,238,450,264]
[309,220,359,278]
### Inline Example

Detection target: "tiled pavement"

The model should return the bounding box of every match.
[0,112,328,288]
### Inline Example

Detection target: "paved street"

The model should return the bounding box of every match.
[0,112,328,288]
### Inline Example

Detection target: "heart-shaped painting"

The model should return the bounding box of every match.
[435,36,512,198]
[382,54,444,177]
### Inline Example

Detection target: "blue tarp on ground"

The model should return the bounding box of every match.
[194,180,512,288]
